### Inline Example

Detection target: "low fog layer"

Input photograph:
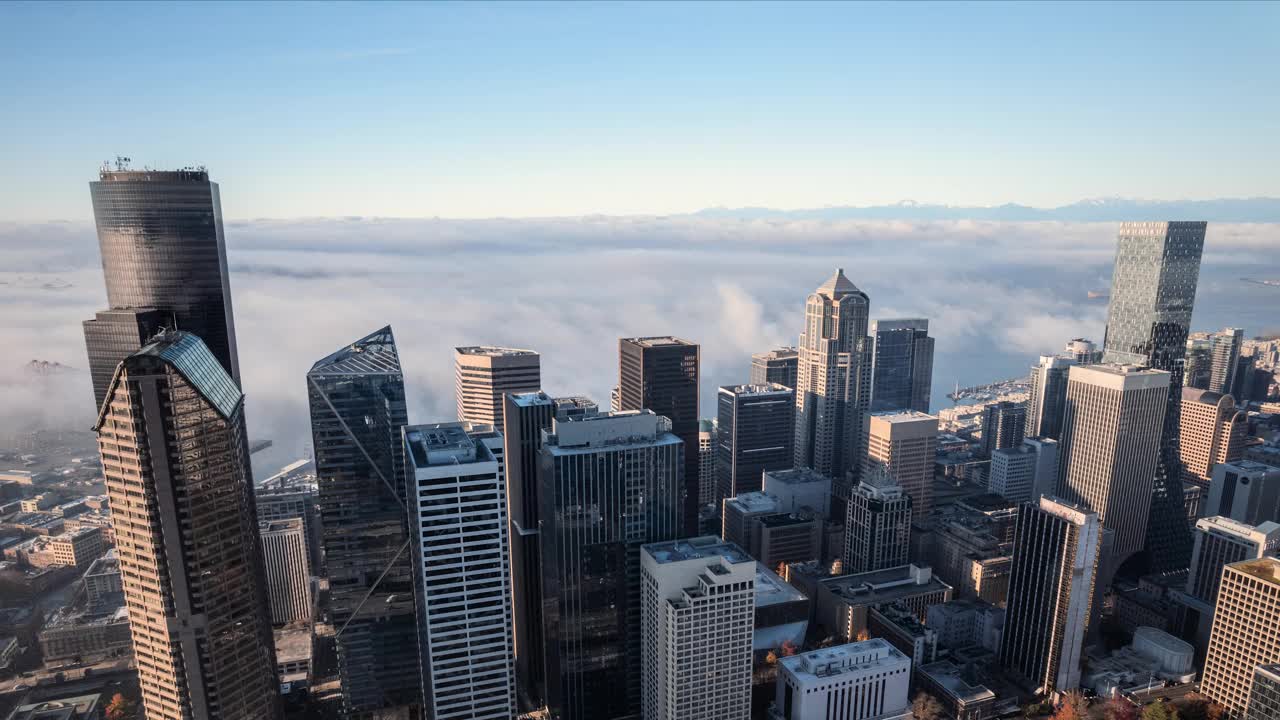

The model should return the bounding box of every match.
[2,217,1277,475]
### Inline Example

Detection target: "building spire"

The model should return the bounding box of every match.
[816,267,859,298]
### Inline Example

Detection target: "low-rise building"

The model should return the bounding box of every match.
[37,605,131,661]
[1083,627,1196,697]
[275,626,313,691]
[916,660,998,720]
[82,549,121,606]
[816,564,953,643]
[769,639,912,720]
[926,598,1005,653]
[869,601,937,667]
[6,692,102,720]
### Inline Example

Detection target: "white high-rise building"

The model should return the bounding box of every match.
[794,269,872,490]
[770,639,912,720]
[1207,460,1280,526]
[1056,364,1169,560]
[989,438,1058,504]
[455,346,541,426]
[640,537,755,720]
[404,422,516,720]
[259,518,312,625]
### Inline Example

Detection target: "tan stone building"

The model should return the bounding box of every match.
[1179,388,1246,489]
[866,411,938,516]
[454,346,540,426]
[1202,557,1280,717]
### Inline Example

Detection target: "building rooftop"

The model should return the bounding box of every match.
[545,409,672,451]
[621,336,697,348]
[725,491,780,515]
[869,410,938,423]
[779,638,906,679]
[753,347,798,360]
[43,604,128,630]
[98,167,209,182]
[758,512,817,529]
[405,424,488,467]
[764,468,831,487]
[821,564,952,606]
[720,383,793,396]
[815,268,862,299]
[129,330,242,419]
[259,518,304,535]
[308,326,401,376]
[274,627,312,664]
[918,661,997,704]
[455,345,538,357]
[644,537,752,566]
[84,549,118,576]
[755,562,807,607]
[1230,556,1280,585]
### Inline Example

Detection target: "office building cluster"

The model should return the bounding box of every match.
[55,168,1280,720]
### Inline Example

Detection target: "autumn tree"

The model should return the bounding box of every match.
[106,693,136,720]
[1178,693,1225,720]
[1052,690,1089,720]
[1104,696,1140,720]
[1141,701,1179,720]
[911,691,945,720]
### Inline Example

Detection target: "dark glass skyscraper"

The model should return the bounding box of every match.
[869,318,934,413]
[1101,221,1206,574]
[539,409,683,720]
[618,336,700,535]
[980,400,1027,457]
[715,383,795,500]
[307,327,420,717]
[750,347,799,389]
[83,167,240,409]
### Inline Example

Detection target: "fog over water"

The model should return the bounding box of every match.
[2,218,1277,476]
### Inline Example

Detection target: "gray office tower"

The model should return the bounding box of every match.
[618,337,701,535]
[845,464,912,573]
[1101,221,1207,575]
[869,318,934,413]
[83,167,240,410]
[307,327,420,717]
[716,383,796,500]
[981,401,1026,457]
[794,269,872,489]
[539,409,683,720]
[1026,355,1075,440]
[1208,327,1244,396]
[502,392,598,710]
[751,347,800,389]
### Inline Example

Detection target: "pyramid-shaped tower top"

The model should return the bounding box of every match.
[308,325,401,376]
[816,267,861,298]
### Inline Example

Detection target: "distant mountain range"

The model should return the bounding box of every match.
[691,197,1280,222]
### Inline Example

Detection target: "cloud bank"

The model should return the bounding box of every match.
[1,217,1276,475]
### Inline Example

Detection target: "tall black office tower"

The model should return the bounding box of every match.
[716,383,795,500]
[618,337,700,535]
[83,165,240,409]
[869,318,934,413]
[307,327,420,718]
[1101,221,1206,575]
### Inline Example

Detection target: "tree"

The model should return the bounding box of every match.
[911,691,945,720]
[1105,696,1140,720]
[780,639,799,657]
[105,693,135,720]
[855,628,871,642]
[1052,690,1089,720]
[765,650,778,665]
[1141,702,1179,720]
[1178,693,1225,720]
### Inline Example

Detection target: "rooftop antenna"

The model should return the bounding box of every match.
[114,156,131,171]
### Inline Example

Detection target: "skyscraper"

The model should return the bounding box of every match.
[618,336,701,534]
[404,423,517,720]
[307,327,420,717]
[94,331,278,720]
[844,465,912,574]
[1179,388,1246,489]
[259,518,312,626]
[999,496,1100,695]
[640,537,755,720]
[865,411,938,517]
[698,418,718,507]
[751,347,799,389]
[716,383,796,501]
[1064,338,1102,365]
[539,408,683,720]
[1026,355,1075,440]
[1056,364,1169,562]
[868,318,934,413]
[1185,337,1213,390]
[1201,557,1280,716]
[83,167,240,410]
[979,401,1026,457]
[794,269,872,488]
[1101,220,1207,574]
[502,392,598,709]
[1186,517,1280,607]
[1246,666,1280,720]
[1208,327,1245,395]
[455,346,541,426]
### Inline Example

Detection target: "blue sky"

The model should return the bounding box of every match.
[2,1,1277,220]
